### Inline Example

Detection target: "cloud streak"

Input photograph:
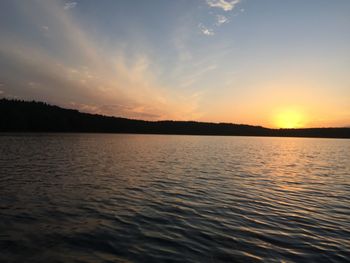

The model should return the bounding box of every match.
[64,2,77,10]
[198,23,214,36]
[201,1,241,35]
[216,15,228,26]
[206,0,240,11]
[0,1,202,121]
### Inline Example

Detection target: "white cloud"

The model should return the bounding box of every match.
[207,0,240,11]
[41,26,49,31]
[199,24,214,36]
[216,15,228,26]
[64,2,77,10]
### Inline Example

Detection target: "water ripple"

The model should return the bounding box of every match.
[0,134,349,262]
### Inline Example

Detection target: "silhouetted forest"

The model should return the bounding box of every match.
[0,99,349,138]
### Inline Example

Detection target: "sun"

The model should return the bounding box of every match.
[275,109,305,129]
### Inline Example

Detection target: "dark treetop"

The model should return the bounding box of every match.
[0,99,349,138]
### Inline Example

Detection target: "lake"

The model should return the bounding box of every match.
[0,134,349,262]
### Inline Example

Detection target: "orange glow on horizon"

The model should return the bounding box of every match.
[274,109,306,129]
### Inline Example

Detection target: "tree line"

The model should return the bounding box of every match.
[0,98,349,138]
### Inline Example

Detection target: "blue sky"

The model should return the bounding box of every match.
[0,0,349,127]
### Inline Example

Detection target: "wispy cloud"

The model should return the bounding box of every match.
[206,0,240,11]
[173,23,193,62]
[198,23,214,36]
[216,15,228,26]
[179,64,217,88]
[201,0,241,35]
[64,2,77,10]
[69,102,162,120]
[0,1,203,121]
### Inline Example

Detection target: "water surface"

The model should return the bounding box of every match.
[0,134,349,262]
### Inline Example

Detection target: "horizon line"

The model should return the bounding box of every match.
[1,97,349,130]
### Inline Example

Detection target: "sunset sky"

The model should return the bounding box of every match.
[0,0,349,128]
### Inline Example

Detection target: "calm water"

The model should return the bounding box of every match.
[0,134,349,262]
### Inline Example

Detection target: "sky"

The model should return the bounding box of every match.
[0,0,349,128]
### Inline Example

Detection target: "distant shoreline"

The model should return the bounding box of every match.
[1,132,350,140]
[1,99,349,139]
